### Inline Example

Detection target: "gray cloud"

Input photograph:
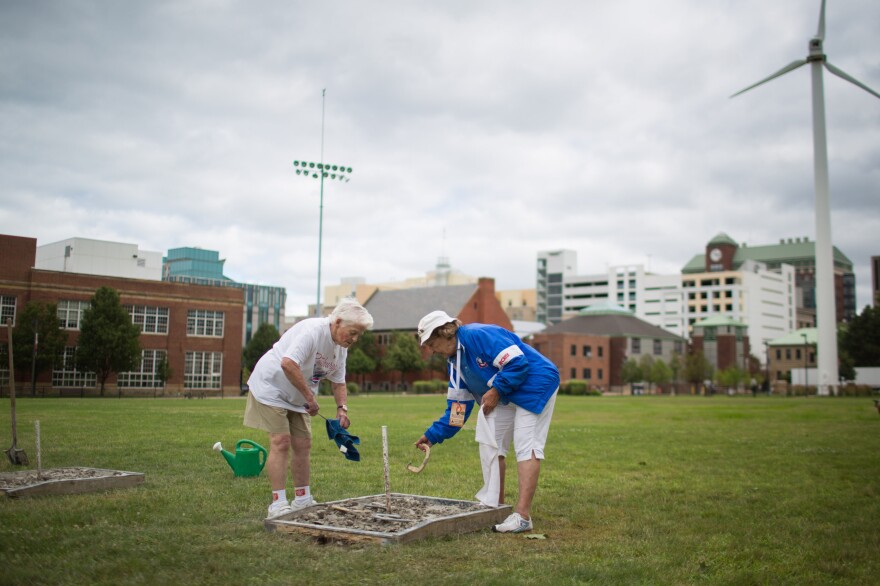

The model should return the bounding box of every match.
[1,0,878,314]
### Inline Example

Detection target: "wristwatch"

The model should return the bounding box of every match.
[336,404,348,413]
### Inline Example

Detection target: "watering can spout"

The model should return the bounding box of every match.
[213,441,237,471]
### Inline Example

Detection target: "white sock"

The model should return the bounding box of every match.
[271,489,287,508]
[293,486,311,504]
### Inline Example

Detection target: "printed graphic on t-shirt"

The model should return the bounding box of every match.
[312,351,339,383]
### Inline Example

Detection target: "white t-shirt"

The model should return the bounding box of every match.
[247,317,347,412]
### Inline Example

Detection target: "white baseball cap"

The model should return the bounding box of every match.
[417,310,456,345]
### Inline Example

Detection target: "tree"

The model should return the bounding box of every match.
[684,351,714,394]
[621,358,642,386]
[156,353,172,387]
[354,330,381,364]
[668,352,684,393]
[242,323,280,372]
[346,347,376,388]
[11,301,67,394]
[649,359,673,393]
[75,287,141,395]
[839,305,880,367]
[381,332,425,388]
[638,355,655,389]
[717,366,747,391]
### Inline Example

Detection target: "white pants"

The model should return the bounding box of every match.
[474,390,558,506]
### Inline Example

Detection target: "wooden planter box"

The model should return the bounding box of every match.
[0,467,145,498]
[265,492,511,545]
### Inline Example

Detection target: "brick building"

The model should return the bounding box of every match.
[690,316,750,372]
[1,234,243,396]
[361,277,513,389]
[532,301,685,392]
[767,328,817,384]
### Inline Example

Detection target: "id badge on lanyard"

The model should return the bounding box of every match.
[449,344,466,428]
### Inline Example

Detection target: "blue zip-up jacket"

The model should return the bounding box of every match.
[423,324,560,446]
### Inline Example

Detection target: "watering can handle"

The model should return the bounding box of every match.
[236,439,268,466]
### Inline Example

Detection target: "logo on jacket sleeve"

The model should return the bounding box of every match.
[498,352,511,366]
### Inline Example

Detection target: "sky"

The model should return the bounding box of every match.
[1,0,878,317]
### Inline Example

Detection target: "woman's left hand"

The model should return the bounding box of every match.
[482,388,500,415]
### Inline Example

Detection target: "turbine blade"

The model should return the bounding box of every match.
[825,62,880,100]
[730,59,808,98]
[816,0,826,40]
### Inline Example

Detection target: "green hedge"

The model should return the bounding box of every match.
[560,380,602,396]
[412,379,449,394]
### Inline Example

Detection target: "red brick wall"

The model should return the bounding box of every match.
[530,332,610,389]
[457,278,513,331]
[609,337,628,387]
[0,235,37,281]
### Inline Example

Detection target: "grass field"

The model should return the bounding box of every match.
[1,395,878,585]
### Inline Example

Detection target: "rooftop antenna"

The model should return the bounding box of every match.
[731,0,880,395]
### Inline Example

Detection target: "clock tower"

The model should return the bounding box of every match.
[705,233,738,272]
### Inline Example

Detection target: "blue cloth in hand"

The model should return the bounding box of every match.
[325,418,361,462]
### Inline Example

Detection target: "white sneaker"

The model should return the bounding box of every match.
[267,501,294,519]
[290,496,318,511]
[493,512,533,533]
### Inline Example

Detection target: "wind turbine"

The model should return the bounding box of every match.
[731,0,880,396]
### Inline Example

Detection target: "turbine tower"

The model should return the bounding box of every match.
[731,0,880,396]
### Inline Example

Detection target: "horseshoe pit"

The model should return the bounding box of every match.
[265,493,511,544]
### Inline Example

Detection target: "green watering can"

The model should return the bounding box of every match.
[212,439,267,477]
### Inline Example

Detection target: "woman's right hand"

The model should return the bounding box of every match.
[305,397,320,416]
[415,435,432,452]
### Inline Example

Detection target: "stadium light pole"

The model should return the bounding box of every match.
[293,89,353,317]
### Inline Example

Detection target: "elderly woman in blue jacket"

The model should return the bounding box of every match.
[414,310,559,534]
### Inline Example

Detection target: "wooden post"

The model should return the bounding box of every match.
[382,425,391,513]
[35,420,42,479]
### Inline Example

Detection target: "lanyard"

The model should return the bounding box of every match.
[450,341,463,392]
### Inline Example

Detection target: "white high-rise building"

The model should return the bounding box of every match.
[682,260,796,352]
[36,237,163,281]
[536,250,796,358]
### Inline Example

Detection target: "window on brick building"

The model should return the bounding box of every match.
[57,300,90,330]
[583,345,592,358]
[52,346,96,388]
[185,351,223,389]
[187,309,224,337]
[118,349,168,388]
[1,295,16,325]
[125,305,169,334]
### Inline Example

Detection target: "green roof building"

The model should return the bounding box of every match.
[683,233,856,324]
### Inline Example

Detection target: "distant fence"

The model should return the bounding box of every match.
[0,384,234,399]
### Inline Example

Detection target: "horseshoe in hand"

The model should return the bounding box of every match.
[406,445,431,473]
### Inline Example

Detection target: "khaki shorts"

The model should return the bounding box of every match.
[243,392,312,438]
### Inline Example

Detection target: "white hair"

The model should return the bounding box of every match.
[329,297,374,329]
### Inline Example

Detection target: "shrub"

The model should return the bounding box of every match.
[413,379,447,394]
[837,383,873,397]
[346,382,360,395]
[561,380,588,396]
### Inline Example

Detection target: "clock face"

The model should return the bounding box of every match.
[709,248,722,262]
